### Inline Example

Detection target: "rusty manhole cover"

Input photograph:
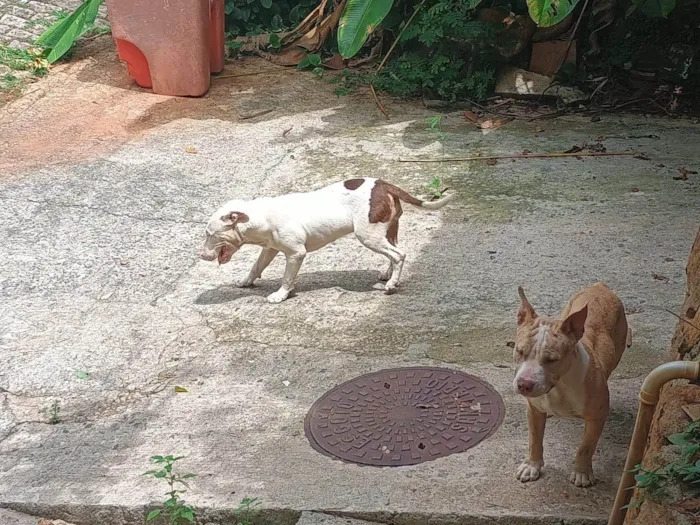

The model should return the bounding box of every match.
[304,367,505,466]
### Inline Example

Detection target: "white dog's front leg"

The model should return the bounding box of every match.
[238,248,279,288]
[267,249,306,303]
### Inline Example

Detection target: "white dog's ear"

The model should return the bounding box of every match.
[517,286,537,326]
[221,211,250,224]
[560,303,588,341]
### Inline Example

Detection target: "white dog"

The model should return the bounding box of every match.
[199,178,455,303]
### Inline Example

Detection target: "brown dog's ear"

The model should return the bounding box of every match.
[221,211,250,224]
[561,303,588,341]
[517,286,537,325]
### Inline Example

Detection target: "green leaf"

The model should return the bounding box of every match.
[39,0,103,62]
[146,509,161,521]
[36,0,91,47]
[151,456,165,462]
[182,473,197,479]
[75,371,89,379]
[308,54,322,66]
[338,0,394,58]
[181,508,196,521]
[289,5,303,23]
[269,33,281,49]
[668,432,690,446]
[260,0,272,8]
[154,471,167,478]
[174,386,189,393]
[46,8,88,63]
[82,0,102,31]
[297,56,311,69]
[632,0,676,17]
[526,0,580,27]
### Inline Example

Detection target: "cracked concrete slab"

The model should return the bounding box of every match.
[1,40,699,525]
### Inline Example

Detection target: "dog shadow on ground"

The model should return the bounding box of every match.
[195,269,383,305]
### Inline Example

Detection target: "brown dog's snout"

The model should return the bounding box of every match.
[517,378,535,395]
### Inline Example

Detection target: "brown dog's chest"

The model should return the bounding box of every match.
[529,381,587,419]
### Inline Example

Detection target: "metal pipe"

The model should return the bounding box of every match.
[608,360,700,525]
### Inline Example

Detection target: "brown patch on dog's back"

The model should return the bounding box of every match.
[344,178,365,190]
[369,180,393,223]
[369,180,422,223]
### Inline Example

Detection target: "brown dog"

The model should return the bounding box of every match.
[513,283,631,487]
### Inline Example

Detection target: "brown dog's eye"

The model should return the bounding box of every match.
[544,356,559,364]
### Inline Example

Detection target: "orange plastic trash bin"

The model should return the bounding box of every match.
[106,0,225,97]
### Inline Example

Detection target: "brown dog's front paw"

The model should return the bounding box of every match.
[516,461,543,482]
[570,470,595,487]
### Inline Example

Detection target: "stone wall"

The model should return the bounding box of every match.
[625,227,700,525]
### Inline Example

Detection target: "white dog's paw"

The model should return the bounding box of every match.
[379,270,391,281]
[236,279,256,288]
[516,461,543,482]
[570,469,595,488]
[266,290,289,304]
[373,282,398,294]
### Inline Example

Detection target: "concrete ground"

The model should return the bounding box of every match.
[1,39,699,525]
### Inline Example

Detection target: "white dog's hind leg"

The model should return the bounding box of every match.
[379,263,393,281]
[356,226,405,294]
[267,248,306,303]
[238,248,279,288]
[379,218,400,282]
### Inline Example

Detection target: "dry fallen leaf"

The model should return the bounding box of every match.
[323,53,345,70]
[564,142,585,154]
[486,158,498,166]
[632,187,639,192]
[464,110,513,130]
[463,110,482,124]
[652,273,669,283]
[185,147,197,154]
[506,341,515,348]
[682,404,700,421]
[674,167,697,180]
[522,149,532,155]
[535,126,544,133]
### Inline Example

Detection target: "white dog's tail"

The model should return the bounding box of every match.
[383,182,456,210]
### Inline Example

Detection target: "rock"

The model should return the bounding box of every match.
[494,66,587,105]
[529,41,577,77]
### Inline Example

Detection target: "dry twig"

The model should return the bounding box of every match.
[399,151,640,163]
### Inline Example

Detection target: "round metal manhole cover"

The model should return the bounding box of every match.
[304,367,505,466]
